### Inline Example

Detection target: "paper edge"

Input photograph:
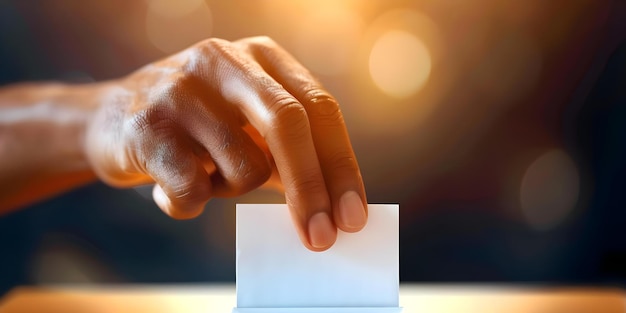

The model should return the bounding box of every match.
[235,203,400,308]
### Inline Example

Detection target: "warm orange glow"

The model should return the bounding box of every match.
[145,0,205,19]
[369,30,431,99]
[145,0,213,53]
[346,8,445,137]
[290,6,364,76]
[2,285,624,313]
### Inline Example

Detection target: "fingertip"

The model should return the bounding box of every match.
[307,211,337,252]
[336,190,368,233]
[152,184,206,220]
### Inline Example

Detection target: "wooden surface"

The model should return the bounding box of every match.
[0,284,624,313]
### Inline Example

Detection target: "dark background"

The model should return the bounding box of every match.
[1,0,625,295]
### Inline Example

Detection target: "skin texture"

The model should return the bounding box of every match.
[0,37,368,252]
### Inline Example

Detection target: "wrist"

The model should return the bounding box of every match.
[42,82,103,175]
[0,82,108,211]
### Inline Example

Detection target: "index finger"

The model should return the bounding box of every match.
[241,37,368,233]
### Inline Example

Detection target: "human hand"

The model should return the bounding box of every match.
[85,37,367,251]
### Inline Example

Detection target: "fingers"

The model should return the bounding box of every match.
[243,123,285,193]
[113,37,364,252]
[131,86,271,219]
[246,90,336,251]
[202,38,338,251]
[143,138,212,219]
[181,92,272,198]
[244,37,368,233]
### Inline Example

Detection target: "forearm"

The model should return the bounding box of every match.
[0,82,104,213]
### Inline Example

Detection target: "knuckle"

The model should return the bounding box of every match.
[243,36,282,60]
[168,180,211,208]
[124,108,177,174]
[153,152,211,208]
[127,109,152,135]
[326,151,359,173]
[127,106,174,137]
[194,37,229,56]
[270,103,310,141]
[139,77,201,127]
[184,38,231,75]
[228,156,272,194]
[304,89,343,124]
[152,75,193,107]
[290,171,327,195]
[248,36,277,49]
[274,100,306,121]
[269,97,309,132]
[211,122,236,152]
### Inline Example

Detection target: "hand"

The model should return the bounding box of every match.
[85,37,367,251]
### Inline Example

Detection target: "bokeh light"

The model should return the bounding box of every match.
[369,29,431,99]
[520,149,580,231]
[290,5,364,76]
[144,0,213,54]
[350,8,443,136]
[30,233,118,284]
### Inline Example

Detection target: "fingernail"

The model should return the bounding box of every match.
[339,191,367,230]
[308,212,336,250]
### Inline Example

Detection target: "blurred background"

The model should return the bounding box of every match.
[0,0,625,295]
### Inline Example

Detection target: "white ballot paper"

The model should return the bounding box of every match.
[235,204,399,312]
